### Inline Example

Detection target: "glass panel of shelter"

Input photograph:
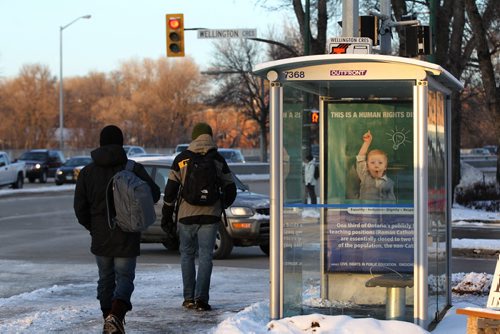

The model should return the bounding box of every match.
[427,90,449,322]
[281,80,417,322]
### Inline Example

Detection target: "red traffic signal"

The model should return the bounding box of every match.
[311,111,319,123]
[168,18,181,30]
[166,14,184,57]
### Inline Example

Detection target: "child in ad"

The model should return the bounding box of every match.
[356,130,395,201]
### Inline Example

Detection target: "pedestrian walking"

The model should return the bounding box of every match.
[303,154,317,204]
[161,122,236,311]
[74,125,160,334]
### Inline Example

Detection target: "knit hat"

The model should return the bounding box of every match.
[191,122,213,140]
[99,125,124,146]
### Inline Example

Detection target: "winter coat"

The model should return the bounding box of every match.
[74,144,161,257]
[163,134,237,225]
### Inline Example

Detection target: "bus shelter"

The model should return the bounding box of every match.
[253,54,463,329]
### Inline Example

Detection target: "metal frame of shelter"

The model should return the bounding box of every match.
[253,54,463,329]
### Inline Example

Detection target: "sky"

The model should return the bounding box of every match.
[0,0,292,78]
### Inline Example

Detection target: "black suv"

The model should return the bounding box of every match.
[17,149,65,183]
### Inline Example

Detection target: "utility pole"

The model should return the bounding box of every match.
[341,0,359,37]
[304,0,310,55]
[303,0,312,159]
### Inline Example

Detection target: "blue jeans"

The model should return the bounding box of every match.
[178,223,218,303]
[95,256,136,311]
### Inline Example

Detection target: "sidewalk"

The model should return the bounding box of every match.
[0,260,493,334]
[0,261,269,333]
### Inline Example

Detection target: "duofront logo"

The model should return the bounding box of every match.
[330,70,368,76]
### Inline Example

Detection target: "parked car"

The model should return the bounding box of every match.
[174,143,189,155]
[483,145,498,155]
[17,149,65,183]
[123,145,146,157]
[469,148,493,156]
[0,151,25,189]
[54,156,92,185]
[218,148,246,163]
[139,158,270,259]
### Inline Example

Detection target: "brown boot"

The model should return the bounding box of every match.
[110,299,129,322]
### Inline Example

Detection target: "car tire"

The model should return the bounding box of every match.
[55,180,63,186]
[213,222,233,260]
[39,171,47,183]
[28,177,35,183]
[12,173,24,189]
[259,243,270,256]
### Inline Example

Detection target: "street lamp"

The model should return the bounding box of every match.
[59,14,91,152]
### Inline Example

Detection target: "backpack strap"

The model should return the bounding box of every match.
[125,159,135,172]
[105,175,116,230]
[221,201,228,227]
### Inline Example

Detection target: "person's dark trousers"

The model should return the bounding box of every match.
[95,256,136,320]
[305,184,317,204]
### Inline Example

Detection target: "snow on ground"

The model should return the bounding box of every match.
[0,262,493,334]
[452,204,500,222]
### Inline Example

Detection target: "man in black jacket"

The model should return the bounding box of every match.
[162,122,236,311]
[74,125,160,334]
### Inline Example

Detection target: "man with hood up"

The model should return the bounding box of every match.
[162,122,236,312]
[74,125,160,334]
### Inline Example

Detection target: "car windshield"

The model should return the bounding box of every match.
[175,144,189,153]
[219,150,244,163]
[231,172,249,191]
[65,157,92,167]
[19,152,47,160]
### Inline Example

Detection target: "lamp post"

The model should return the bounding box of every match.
[59,14,91,152]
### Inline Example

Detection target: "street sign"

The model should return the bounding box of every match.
[197,29,257,39]
[328,37,372,55]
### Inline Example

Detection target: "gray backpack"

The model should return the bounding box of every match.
[106,160,156,232]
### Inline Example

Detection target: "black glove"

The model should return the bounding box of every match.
[161,205,175,233]
[161,204,179,250]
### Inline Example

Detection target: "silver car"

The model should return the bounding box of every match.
[139,158,270,259]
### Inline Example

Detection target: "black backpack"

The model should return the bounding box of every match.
[181,150,220,206]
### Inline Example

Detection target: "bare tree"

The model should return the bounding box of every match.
[464,0,500,183]
[0,64,57,149]
[89,57,206,148]
[208,39,269,161]
[64,72,113,148]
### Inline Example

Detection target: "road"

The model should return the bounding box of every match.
[0,189,496,298]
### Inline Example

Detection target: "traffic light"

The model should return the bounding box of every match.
[400,26,432,57]
[166,14,184,57]
[311,111,319,124]
[359,16,379,45]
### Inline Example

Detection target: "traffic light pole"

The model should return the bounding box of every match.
[341,0,359,37]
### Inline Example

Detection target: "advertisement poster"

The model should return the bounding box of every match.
[326,208,414,273]
[325,102,414,273]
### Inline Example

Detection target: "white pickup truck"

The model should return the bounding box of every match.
[0,151,25,189]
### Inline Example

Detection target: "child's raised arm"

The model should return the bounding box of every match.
[358,130,372,157]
